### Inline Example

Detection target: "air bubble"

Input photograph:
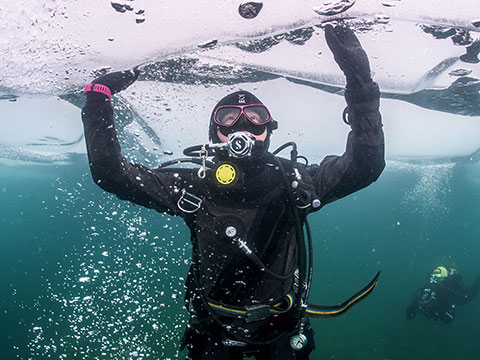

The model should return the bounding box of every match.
[198,39,218,49]
[238,2,263,19]
[111,2,126,13]
[449,69,472,77]
[313,0,355,16]
[375,14,390,24]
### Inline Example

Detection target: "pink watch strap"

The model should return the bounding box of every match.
[84,83,112,99]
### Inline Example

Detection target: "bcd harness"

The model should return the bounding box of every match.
[158,136,381,348]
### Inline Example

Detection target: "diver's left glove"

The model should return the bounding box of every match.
[325,24,379,116]
[324,24,373,90]
[85,67,140,100]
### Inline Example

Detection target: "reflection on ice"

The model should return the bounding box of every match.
[0,97,85,164]
[1,77,480,166]
[1,0,479,95]
[0,0,480,166]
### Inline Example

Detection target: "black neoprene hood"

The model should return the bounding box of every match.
[208,90,277,144]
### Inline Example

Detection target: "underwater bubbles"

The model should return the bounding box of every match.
[111,1,128,13]
[375,14,391,24]
[471,19,480,27]
[238,2,263,19]
[381,1,397,7]
[111,1,146,24]
[449,68,473,77]
[25,176,190,359]
[197,39,218,49]
[400,162,455,217]
[313,0,355,16]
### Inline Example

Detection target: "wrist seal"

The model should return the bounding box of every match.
[344,82,380,113]
[84,83,112,100]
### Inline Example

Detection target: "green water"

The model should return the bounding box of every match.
[1,158,480,359]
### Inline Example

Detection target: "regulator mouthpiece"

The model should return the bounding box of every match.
[227,132,255,158]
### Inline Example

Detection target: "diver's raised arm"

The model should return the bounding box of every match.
[82,68,140,169]
[81,69,182,214]
[313,25,385,206]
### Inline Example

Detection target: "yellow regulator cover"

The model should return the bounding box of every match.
[216,163,237,185]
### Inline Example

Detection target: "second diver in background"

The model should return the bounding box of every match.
[406,266,480,324]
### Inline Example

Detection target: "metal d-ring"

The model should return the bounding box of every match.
[177,189,202,213]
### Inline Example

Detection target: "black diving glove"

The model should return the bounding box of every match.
[91,67,140,96]
[325,24,373,89]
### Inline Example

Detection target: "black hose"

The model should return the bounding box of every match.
[272,142,297,163]
[274,158,308,309]
[156,157,215,169]
[183,144,218,157]
[304,219,314,303]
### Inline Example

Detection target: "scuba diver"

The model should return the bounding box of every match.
[406,266,480,324]
[80,25,385,359]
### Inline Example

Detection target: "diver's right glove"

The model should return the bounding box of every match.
[85,67,140,100]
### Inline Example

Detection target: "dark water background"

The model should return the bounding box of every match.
[1,155,480,359]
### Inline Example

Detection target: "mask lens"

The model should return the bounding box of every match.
[215,107,242,126]
[244,105,271,125]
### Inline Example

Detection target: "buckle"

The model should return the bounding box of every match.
[177,189,202,213]
[245,304,270,322]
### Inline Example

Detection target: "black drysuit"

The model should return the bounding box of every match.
[81,84,385,359]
